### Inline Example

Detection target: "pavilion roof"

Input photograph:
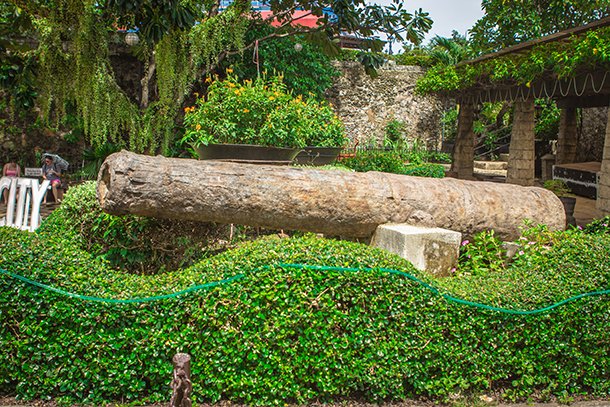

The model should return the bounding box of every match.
[455,16,610,69]
[419,16,610,107]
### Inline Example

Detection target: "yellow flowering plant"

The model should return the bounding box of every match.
[182,73,346,149]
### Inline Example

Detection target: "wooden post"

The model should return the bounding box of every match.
[169,353,192,407]
[556,107,579,165]
[451,102,475,180]
[506,99,536,186]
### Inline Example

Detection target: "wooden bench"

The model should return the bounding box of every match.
[24,168,68,196]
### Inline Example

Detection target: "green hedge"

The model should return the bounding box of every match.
[1,188,610,405]
[340,151,445,178]
[51,181,258,275]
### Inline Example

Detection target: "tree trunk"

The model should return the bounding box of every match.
[140,53,157,111]
[97,151,566,240]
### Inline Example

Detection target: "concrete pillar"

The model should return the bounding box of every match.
[595,112,610,219]
[540,153,556,182]
[556,108,579,165]
[506,99,535,186]
[451,102,475,180]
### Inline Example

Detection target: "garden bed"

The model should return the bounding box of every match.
[1,184,609,406]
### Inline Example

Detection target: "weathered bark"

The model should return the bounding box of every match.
[140,54,156,111]
[97,151,566,240]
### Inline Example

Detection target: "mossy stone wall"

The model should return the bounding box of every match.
[325,61,445,150]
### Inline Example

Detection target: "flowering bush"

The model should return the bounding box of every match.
[455,230,506,276]
[182,72,346,149]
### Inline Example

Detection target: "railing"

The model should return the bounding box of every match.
[474,125,512,160]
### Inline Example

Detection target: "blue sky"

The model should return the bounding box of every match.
[376,0,485,51]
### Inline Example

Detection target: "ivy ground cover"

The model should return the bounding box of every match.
[1,186,610,405]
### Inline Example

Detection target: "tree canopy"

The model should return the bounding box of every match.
[469,0,610,54]
[0,0,432,153]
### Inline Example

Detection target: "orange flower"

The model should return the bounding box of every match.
[205,77,211,83]
[195,124,201,130]
[269,96,275,101]
[243,109,249,113]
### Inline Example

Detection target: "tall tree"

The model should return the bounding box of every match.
[469,0,610,55]
[0,0,432,153]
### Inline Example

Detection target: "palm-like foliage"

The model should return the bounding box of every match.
[82,144,122,180]
[427,30,470,66]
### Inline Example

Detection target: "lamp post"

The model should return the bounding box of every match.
[125,32,139,46]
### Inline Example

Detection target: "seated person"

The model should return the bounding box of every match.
[2,161,22,204]
[42,156,63,204]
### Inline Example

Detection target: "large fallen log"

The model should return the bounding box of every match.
[97,151,565,240]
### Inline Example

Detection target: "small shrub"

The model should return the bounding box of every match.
[403,163,445,178]
[47,182,246,274]
[341,150,445,178]
[341,150,405,174]
[455,230,506,276]
[543,179,573,198]
[583,215,610,235]
[182,72,346,149]
[384,117,406,148]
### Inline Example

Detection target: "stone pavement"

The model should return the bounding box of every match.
[573,196,597,227]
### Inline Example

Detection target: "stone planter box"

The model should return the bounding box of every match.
[193,143,301,165]
[294,147,343,166]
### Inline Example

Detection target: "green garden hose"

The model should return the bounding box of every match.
[1,263,609,314]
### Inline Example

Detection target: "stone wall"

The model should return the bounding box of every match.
[577,107,608,163]
[325,61,444,150]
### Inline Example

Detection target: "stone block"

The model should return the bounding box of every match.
[522,150,535,161]
[596,199,610,219]
[508,158,525,169]
[541,154,555,182]
[598,184,610,200]
[472,161,507,170]
[370,224,461,278]
[519,168,535,178]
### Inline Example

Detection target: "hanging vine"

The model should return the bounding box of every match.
[29,0,253,153]
[416,27,610,96]
[11,0,426,154]
[189,6,249,71]
[34,0,140,150]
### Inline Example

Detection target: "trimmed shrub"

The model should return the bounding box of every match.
[52,182,252,275]
[341,151,445,178]
[1,213,610,405]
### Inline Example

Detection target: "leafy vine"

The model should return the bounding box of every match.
[416,27,610,96]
